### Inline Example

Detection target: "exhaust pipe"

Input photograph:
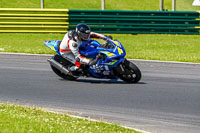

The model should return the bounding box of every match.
[47,58,71,75]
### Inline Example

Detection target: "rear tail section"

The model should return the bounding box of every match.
[44,40,61,55]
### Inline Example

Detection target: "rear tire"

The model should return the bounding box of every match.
[50,55,78,81]
[114,59,141,83]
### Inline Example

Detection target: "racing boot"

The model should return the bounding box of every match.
[68,65,84,73]
[68,65,79,71]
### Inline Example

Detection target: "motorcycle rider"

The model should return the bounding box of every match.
[59,23,111,71]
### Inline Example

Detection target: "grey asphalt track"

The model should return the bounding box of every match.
[0,53,200,133]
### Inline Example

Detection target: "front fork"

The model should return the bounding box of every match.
[113,58,126,75]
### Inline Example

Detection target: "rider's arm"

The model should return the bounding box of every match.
[90,32,108,40]
[68,41,91,65]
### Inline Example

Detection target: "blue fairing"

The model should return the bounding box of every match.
[80,40,126,79]
[79,40,100,58]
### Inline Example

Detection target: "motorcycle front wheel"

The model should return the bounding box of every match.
[114,59,141,83]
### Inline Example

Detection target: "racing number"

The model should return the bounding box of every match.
[118,47,123,55]
[113,41,123,55]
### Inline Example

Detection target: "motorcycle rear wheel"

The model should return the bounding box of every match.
[50,55,78,81]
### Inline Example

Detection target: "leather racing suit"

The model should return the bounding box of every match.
[59,30,108,70]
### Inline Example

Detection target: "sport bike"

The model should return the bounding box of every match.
[44,39,141,83]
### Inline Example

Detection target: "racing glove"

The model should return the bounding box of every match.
[106,35,113,40]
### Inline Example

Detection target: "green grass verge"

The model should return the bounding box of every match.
[0,33,200,63]
[0,103,140,133]
[0,0,199,11]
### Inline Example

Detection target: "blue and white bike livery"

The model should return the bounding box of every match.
[44,39,141,83]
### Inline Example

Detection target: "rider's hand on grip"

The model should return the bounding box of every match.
[105,35,113,40]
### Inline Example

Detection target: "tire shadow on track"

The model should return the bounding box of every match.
[59,79,146,84]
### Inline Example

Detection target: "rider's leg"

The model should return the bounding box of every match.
[61,52,81,71]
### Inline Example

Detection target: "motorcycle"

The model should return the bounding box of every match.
[44,39,141,83]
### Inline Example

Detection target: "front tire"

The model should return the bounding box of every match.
[114,59,141,83]
[50,55,78,81]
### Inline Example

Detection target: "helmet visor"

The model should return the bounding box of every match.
[79,32,90,41]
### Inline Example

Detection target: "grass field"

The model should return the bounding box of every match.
[0,33,200,63]
[0,103,140,133]
[0,0,200,11]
